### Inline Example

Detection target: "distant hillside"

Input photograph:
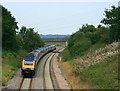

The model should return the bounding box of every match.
[40,34,70,38]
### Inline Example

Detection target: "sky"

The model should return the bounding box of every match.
[1,1,118,35]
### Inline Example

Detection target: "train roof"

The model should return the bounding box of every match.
[26,52,36,57]
[23,45,56,60]
[23,57,36,61]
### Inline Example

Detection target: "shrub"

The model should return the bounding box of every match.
[70,38,92,56]
[61,48,72,61]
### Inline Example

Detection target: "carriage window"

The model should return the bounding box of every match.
[24,61,33,65]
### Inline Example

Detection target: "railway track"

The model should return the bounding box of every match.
[44,53,55,89]
[18,48,63,90]
[19,78,32,90]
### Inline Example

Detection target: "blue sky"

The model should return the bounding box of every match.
[1,2,118,34]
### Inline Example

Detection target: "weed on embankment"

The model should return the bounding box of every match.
[1,50,27,86]
[80,55,119,89]
[61,42,119,89]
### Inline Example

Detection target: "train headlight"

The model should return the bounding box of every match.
[30,68,34,70]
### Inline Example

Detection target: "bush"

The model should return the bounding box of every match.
[61,48,72,61]
[70,38,92,56]
[68,32,84,50]
[65,23,117,60]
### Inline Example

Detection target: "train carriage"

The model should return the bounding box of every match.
[21,45,56,77]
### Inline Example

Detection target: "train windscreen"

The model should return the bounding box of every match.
[24,61,33,65]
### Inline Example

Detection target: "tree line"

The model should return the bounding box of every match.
[68,5,119,57]
[1,5,44,52]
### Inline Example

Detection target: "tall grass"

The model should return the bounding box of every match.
[61,48,73,61]
[86,42,106,52]
[81,55,119,89]
[2,49,27,86]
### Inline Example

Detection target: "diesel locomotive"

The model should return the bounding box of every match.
[21,45,56,76]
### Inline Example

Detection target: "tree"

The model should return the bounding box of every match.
[79,24,96,33]
[101,6,120,41]
[19,26,27,38]
[1,5,18,50]
[19,26,44,51]
[69,38,92,56]
[16,34,24,49]
[97,26,110,43]
[78,24,97,44]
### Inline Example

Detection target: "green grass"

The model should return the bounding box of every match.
[62,42,119,89]
[2,64,15,86]
[81,55,119,89]
[87,42,106,52]
[62,43,107,61]
[2,49,27,86]
[61,48,74,61]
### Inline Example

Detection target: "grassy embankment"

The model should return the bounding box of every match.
[81,55,118,89]
[60,42,119,89]
[1,50,27,86]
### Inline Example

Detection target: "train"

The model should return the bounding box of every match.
[21,45,56,77]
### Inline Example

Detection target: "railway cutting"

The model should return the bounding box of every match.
[4,47,67,90]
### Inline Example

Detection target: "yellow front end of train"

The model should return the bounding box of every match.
[21,60,36,76]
